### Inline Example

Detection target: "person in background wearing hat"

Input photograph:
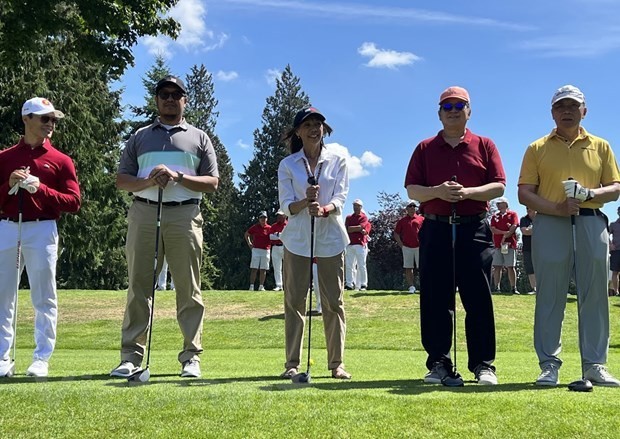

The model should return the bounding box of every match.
[490,197,520,294]
[111,75,219,379]
[519,207,537,295]
[0,97,81,377]
[394,201,424,293]
[405,86,505,386]
[278,106,351,380]
[518,84,620,387]
[245,211,272,291]
[269,210,288,291]
[344,199,371,291]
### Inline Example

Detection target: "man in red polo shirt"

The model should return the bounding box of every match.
[245,211,272,291]
[0,97,81,378]
[345,199,371,290]
[394,201,424,293]
[490,197,520,294]
[269,210,287,291]
[405,86,506,387]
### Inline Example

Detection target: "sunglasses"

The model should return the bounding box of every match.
[157,90,185,100]
[440,102,468,112]
[39,115,59,124]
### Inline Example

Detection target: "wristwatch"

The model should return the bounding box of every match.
[176,171,184,183]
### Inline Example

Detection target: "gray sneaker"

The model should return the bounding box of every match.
[424,362,449,384]
[475,365,498,385]
[536,363,559,386]
[110,361,139,378]
[584,364,620,387]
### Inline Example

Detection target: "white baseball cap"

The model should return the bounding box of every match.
[22,97,65,118]
[551,85,585,106]
[353,199,363,206]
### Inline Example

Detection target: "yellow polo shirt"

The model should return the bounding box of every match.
[518,127,620,209]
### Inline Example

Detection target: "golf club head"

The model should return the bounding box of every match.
[441,371,464,387]
[127,367,150,383]
[568,378,593,392]
[291,372,311,384]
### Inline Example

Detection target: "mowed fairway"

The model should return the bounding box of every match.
[1,289,620,438]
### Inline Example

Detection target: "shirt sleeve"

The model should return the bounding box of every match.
[37,154,81,213]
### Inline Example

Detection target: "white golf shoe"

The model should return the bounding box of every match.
[26,360,49,377]
[584,364,620,387]
[181,360,201,378]
[0,359,14,377]
[110,361,139,378]
[408,286,416,294]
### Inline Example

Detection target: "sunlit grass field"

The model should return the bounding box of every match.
[1,289,619,438]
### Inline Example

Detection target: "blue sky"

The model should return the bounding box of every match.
[119,0,620,221]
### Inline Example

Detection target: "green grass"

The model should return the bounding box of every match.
[2,289,620,438]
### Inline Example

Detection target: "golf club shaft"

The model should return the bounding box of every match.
[12,189,24,363]
[306,215,315,374]
[571,214,585,378]
[450,176,458,373]
[145,187,164,369]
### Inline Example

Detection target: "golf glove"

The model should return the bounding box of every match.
[8,174,39,195]
[562,179,593,202]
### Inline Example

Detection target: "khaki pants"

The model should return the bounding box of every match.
[121,201,205,366]
[283,248,346,370]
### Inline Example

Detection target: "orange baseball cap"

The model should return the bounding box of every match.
[438,86,470,104]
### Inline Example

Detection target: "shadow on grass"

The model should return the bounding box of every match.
[258,378,548,394]
[0,373,112,384]
[104,374,280,388]
[351,291,412,298]
[258,313,284,321]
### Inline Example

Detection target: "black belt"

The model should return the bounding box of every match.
[424,212,486,224]
[272,243,283,246]
[135,196,199,207]
[579,208,601,216]
[1,217,54,223]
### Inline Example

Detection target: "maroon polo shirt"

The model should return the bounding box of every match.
[247,223,272,250]
[0,137,81,220]
[270,220,287,245]
[345,212,371,246]
[491,210,520,249]
[394,214,424,248]
[404,129,505,216]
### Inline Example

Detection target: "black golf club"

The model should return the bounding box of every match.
[292,175,317,385]
[442,175,464,387]
[128,187,164,383]
[566,178,593,392]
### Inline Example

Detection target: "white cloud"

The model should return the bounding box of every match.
[358,42,421,69]
[325,143,382,179]
[236,139,250,149]
[265,68,282,86]
[216,70,239,81]
[142,0,228,57]
[517,28,620,58]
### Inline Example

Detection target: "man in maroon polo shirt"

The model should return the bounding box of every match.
[245,211,272,291]
[345,199,371,290]
[490,197,520,294]
[405,86,506,387]
[393,201,424,293]
[0,97,81,378]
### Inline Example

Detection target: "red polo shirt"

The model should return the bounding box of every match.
[491,210,519,249]
[247,223,272,250]
[404,129,505,216]
[345,212,371,246]
[0,137,81,220]
[394,214,424,248]
[270,220,287,245]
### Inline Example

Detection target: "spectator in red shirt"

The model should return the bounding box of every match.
[394,201,424,293]
[490,197,520,294]
[245,211,272,291]
[0,97,81,378]
[345,199,371,290]
[269,210,287,291]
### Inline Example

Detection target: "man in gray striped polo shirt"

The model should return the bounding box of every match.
[111,75,219,379]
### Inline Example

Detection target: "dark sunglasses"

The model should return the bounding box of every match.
[440,102,468,112]
[157,90,185,100]
[39,115,59,124]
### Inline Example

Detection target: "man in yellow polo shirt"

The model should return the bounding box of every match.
[518,85,620,387]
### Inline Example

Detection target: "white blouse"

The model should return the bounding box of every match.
[278,146,350,258]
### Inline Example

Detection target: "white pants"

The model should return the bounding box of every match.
[157,256,175,289]
[345,244,368,288]
[0,219,58,362]
[312,262,321,312]
[271,245,284,288]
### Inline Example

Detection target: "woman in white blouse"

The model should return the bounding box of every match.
[277,106,351,380]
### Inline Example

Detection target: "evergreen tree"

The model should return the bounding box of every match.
[127,55,171,135]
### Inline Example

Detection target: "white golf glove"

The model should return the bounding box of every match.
[562,179,593,202]
[8,174,39,195]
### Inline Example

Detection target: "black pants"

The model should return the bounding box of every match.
[419,218,496,373]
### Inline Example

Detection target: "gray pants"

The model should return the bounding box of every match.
[533,213,610,369]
